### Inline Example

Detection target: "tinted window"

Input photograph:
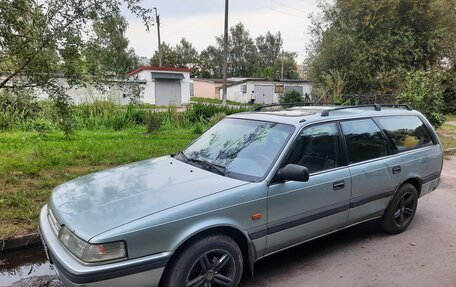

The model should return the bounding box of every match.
[284,123,341,173]
[341,119,388,164]
[377,116,433,151]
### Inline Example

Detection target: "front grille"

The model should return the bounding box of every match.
[48,207,61,235]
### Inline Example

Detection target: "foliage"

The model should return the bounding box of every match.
[84,13,140,78]
[195,23,298,79]
[396,70,445,128]
[150,42,180,68]
[279,90,304,104]
[256,32,283,68]
[274,51,299,80]
[184,103,249,123]
[441,71,456,114]
[226,22,258,77]
[144,111,162,134]
[0,0,151,135]
[190,97,244,106]
[306,0,456,94]
[150,38,198,76]
[0,0,151,90]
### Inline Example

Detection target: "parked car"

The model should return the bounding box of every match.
[39,104,443,287]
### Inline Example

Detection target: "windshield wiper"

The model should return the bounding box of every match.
[173,152,227,176]
[188,158,227,176]
[173,151,189,162]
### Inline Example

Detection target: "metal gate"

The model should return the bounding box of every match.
[155,79,181,106]
[254,85,274,104]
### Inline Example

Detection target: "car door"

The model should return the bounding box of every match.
[340,118,402,225]
[266,122,351,254]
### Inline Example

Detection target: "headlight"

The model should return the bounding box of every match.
[58,227,127,263]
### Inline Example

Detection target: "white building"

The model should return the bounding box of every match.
[220,79,313,104]
[127,66,192,106]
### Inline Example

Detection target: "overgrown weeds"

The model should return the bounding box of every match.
[0,95,251,135]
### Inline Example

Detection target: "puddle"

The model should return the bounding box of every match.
[0,246,57,286]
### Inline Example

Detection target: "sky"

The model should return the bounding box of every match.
[123,0,321,63]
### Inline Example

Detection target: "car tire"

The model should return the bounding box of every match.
[162,234,243,287]
[381,183,418,234]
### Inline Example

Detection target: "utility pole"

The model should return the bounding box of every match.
[153,7,162,67]
[222,0,229,106]
[280,49,284,80]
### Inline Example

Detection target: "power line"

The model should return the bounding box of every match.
[247,0,305,19]
[266,0,309,14]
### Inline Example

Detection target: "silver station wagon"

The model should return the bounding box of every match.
[39,104,443,287]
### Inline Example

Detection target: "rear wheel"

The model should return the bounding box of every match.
[162,235,243,287]
[381,183,418,234]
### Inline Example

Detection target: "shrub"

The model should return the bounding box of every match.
[208,113,226,127]
[144,112,162,133]
[397,70,445,128]
[442,70,456,114]
[184,103,249,123]
[278,90,303,104]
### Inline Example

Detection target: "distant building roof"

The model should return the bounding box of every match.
[192,78,235,84]
[225,78,312,88]
[127,66,192,77]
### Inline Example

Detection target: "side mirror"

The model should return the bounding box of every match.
[276,164,309,182]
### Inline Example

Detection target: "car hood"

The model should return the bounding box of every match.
[49,156,248,241]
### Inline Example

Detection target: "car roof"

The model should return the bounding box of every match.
[227,105,424,126]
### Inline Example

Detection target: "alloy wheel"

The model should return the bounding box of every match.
[393,191,416,228]
[186,249,236,287]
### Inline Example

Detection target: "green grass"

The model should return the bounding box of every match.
[437,114,456,150]
[0,127,199,240]
[191,96,246,106]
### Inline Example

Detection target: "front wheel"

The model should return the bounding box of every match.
[381,183,418,234]
[162,235,243,287]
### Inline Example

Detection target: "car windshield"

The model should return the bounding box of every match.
[180,118,294,181]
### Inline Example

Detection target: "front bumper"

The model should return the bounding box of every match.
[39,205,168,287]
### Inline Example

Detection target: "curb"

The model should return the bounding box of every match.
[444,148,456,155]
[0,233,41,253]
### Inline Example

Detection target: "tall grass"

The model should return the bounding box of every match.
[0,98,251,134]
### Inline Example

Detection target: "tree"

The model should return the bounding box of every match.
[195,45,223,78]
[274,51,299,80]
[306,0,456,95]
[226,23,258,77]
[397,70,445,128]
[150,38,199,73]
[0,0,152,136]
[256,31,283,68]
[175,38,198,67]
[150,42,180,67]
[84,13,140,78]
[0,0,151,89]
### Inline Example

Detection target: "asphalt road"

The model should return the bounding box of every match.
[4,157,456,287]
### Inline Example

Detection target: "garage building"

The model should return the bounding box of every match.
[127,66,192,106]
[220,79,313,104]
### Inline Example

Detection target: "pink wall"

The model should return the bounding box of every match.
[193,81,223,99]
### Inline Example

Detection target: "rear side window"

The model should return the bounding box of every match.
[341,119,389,164]
[376,116,433,151]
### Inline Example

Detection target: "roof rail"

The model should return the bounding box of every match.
[381,104,413,110]
[254,102,316,111]
[320,104,412,117]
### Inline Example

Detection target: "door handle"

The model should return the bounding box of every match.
[392,165,401,174]
[333,180,345,191]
